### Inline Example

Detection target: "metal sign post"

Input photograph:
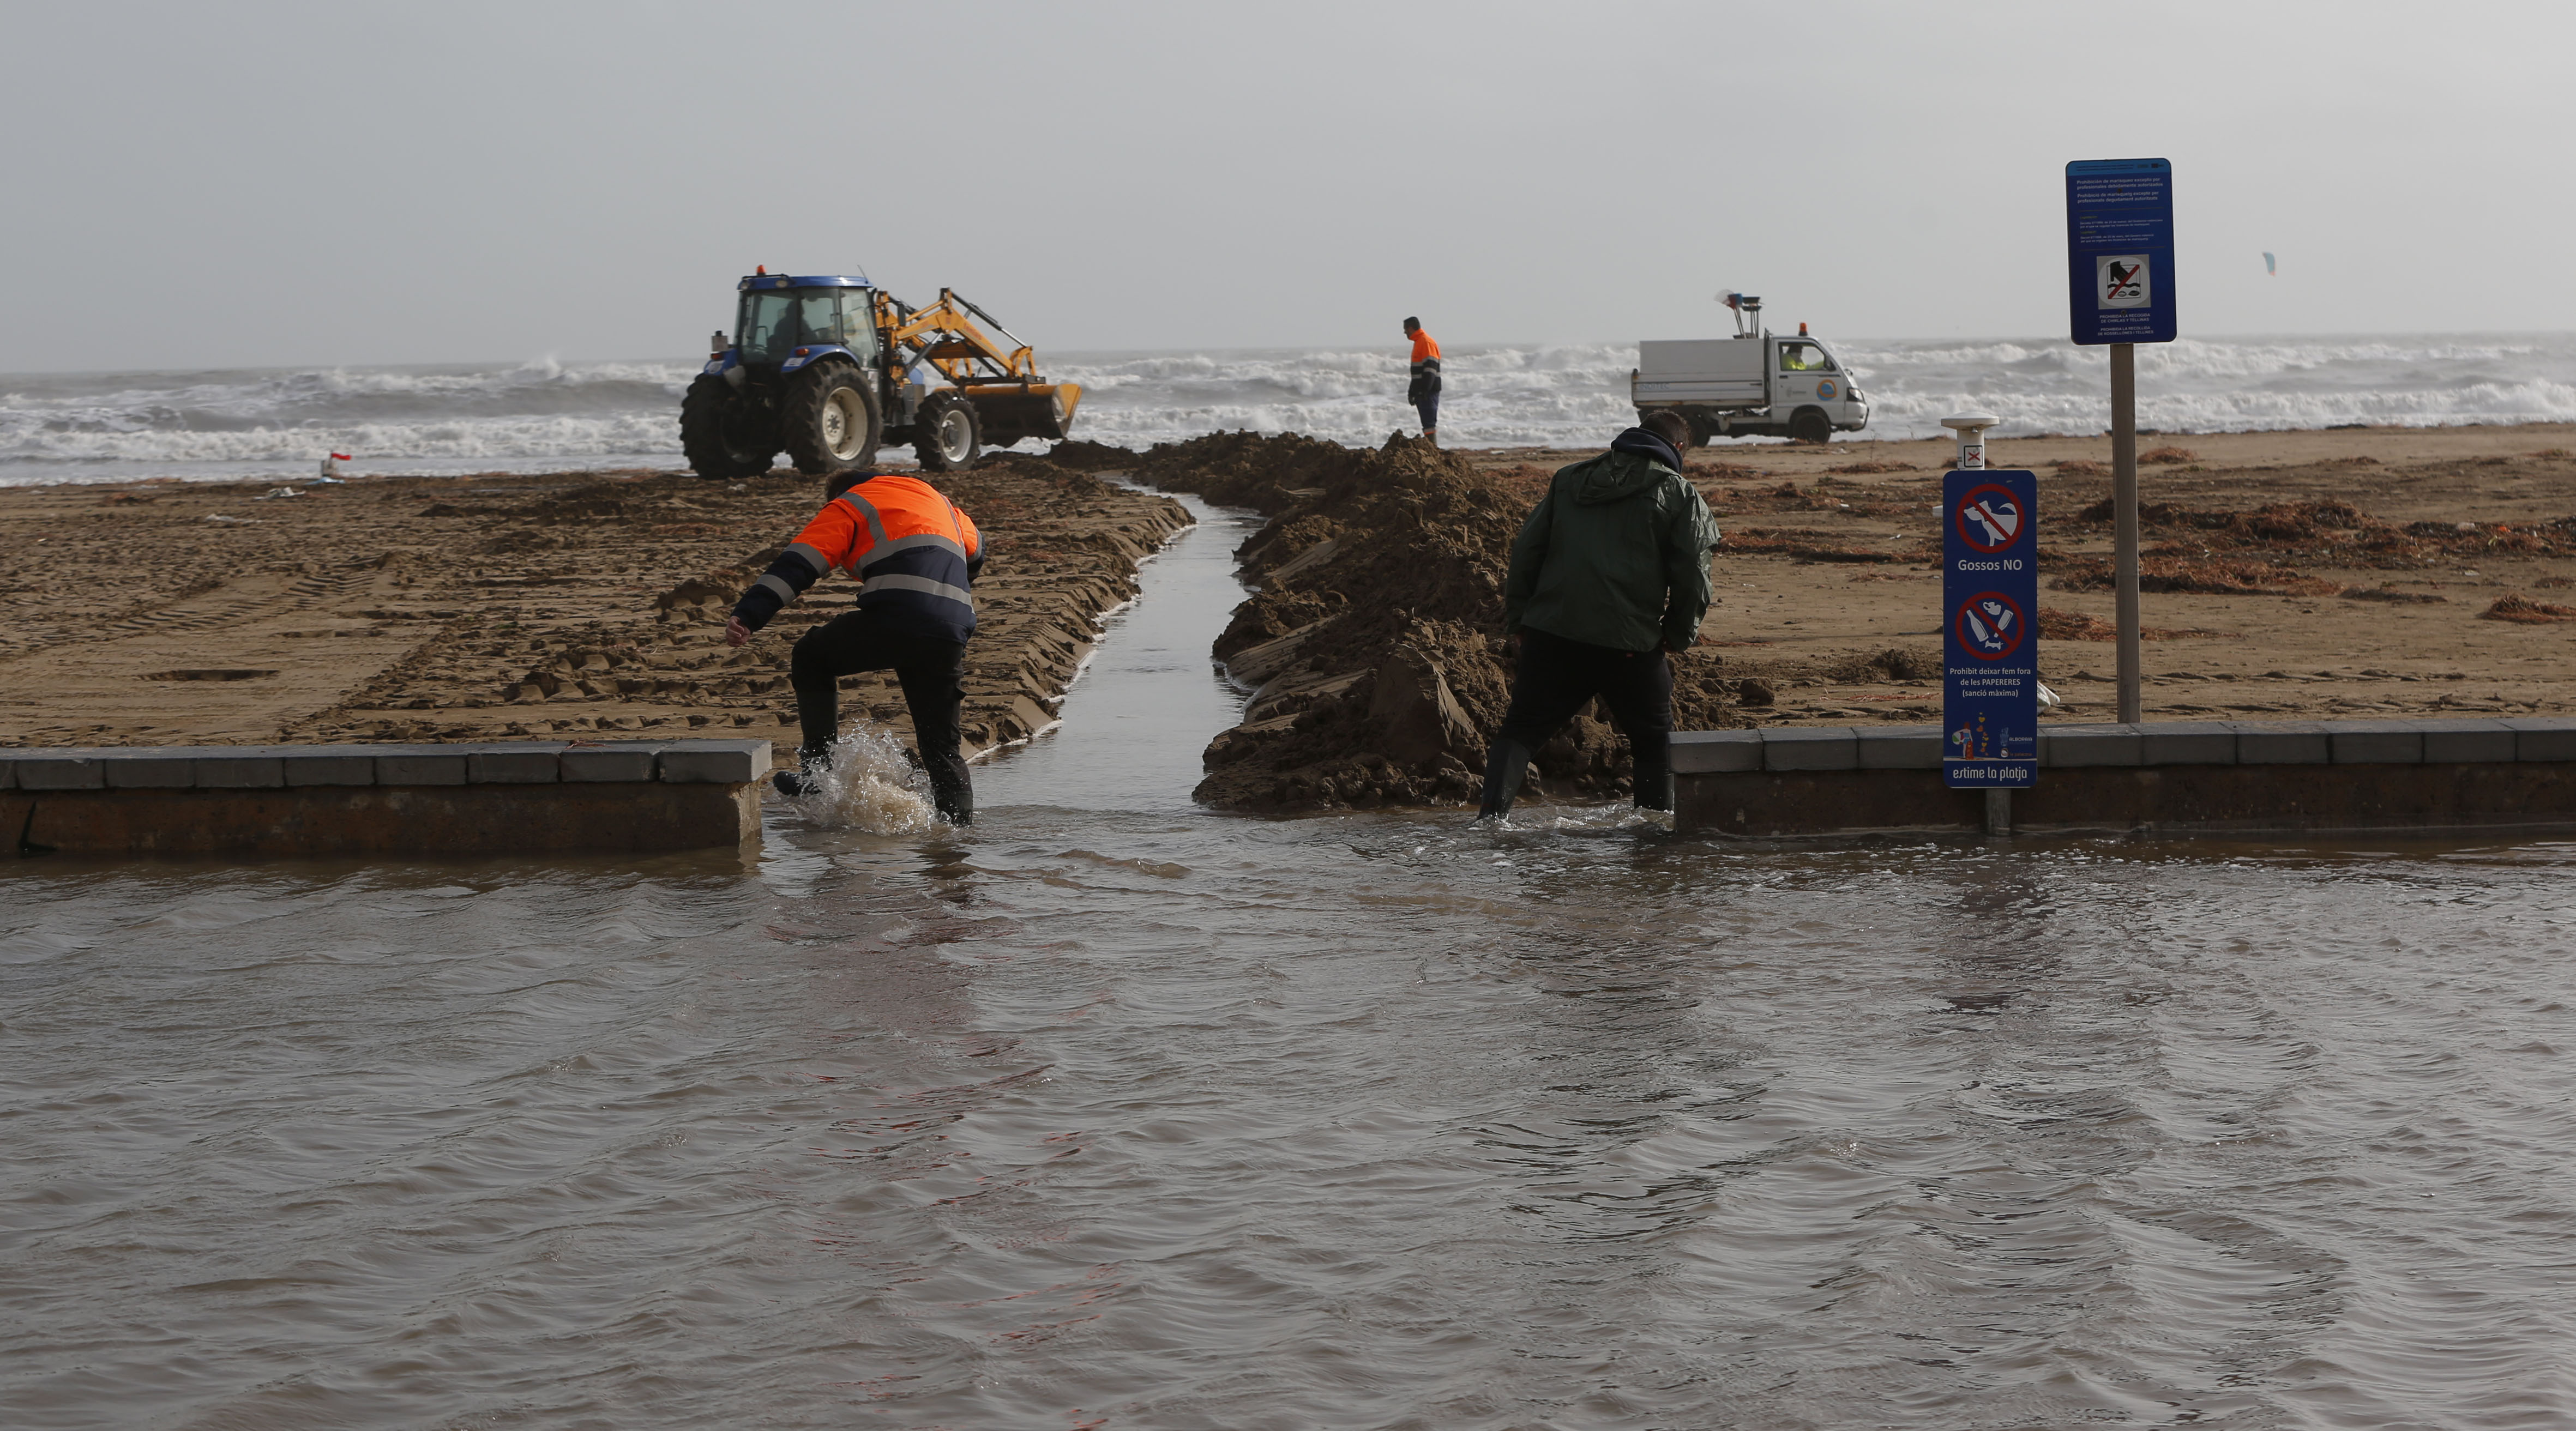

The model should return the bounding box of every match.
[2067,158,2176,724]
[2110,345,2140,720]
[1939,412,2037,832]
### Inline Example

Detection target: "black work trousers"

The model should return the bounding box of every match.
[789,612,971,819]
[1496,626,1673,807]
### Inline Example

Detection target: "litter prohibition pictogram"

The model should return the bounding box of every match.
[1953,591,2028,661]
[1952,483,2027,553]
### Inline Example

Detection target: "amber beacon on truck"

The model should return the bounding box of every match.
[1629,292,1869,445]
[681,268,1082,480]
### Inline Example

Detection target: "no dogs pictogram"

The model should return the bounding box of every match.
[1953,591,2028,661]
[1953,484,2027,553]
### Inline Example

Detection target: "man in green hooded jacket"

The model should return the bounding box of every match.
[1480,409,1721,818]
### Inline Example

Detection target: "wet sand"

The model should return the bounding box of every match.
[1047,422,2576,811]
[0,460,1190,759]
[1452,422,2576,725]
[5,422,2572,776]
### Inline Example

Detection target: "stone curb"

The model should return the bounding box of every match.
[0,740,771,790]
[2042,724,2142,768]
[1669,717,2576,770]
[2505,718,2576,763]
[1761,727,1859,772]
[1669,730,1760,775]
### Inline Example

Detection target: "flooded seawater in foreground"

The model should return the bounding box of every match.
[7,506,2575,1430]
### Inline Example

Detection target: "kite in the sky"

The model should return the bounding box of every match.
[2263,251,2277,276]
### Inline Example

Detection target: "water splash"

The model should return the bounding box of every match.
[1467,803,1675,834]
[785,724,943,835]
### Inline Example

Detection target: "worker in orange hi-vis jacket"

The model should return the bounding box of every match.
[724,469,983,823]
[1403,316,1441,444]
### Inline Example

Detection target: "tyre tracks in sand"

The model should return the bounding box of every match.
[0,462,1192,761]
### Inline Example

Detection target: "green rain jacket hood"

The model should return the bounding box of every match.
[1501,443,1722,654]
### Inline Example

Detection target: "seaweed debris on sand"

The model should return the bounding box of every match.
[1098,432,1747,813]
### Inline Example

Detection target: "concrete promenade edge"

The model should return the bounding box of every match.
[1672,717,2576,838]
[2,740,768,858]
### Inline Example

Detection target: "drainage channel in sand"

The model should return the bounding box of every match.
[977,489,1265,812]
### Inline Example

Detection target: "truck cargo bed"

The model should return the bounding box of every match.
[1635,339,1767,406]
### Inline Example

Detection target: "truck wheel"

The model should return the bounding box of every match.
[1685,410,1716,446]
[914,393,981,472]
[679,375,778,480]
[1790,409,1832,444]
[781,363,880,475]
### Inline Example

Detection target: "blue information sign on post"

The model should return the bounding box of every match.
[2066,158,2176,345]
[1943,468,2039,788]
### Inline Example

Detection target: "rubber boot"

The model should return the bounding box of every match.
[925,762,974,826]
[1477,740,1532,819]
[773,747,830,799]
[1631,740,1674,812]
[932,777,973,827]
[1632,769,1673,812]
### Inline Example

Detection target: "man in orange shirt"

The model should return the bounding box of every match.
[724,469,984,823]
[1403,316,1441,444]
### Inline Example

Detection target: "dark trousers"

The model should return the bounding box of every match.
[1496,626,1673,807]
[1415,392,1440,432]
[790,612,971,818]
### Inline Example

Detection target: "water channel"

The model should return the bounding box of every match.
[4,496,2573,1429]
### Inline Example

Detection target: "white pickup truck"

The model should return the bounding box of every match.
[1630,294,1870,444]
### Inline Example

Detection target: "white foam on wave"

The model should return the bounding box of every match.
[7,414,682,465]
[1060,331,2576,450]
[5,331,2569,484]
[0,358,700,483]
[1843,334,2576,438]
[1056,343,1641,450]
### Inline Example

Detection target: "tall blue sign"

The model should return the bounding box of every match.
[2066,158,2176,345]
[1943,468,2039,788]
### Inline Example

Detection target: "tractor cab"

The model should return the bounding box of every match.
[730,274,879,371]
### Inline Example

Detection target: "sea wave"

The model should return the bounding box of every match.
[4,333,2569,484]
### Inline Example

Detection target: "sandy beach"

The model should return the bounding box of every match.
[4,422,2572,791]
[1467,422,2576,726]
[0,461,1189,759]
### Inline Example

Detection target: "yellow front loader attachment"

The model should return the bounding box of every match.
[873,288,1082,446]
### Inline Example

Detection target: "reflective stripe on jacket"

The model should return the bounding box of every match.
[1407,330,1443,401]
[730,474,984,643]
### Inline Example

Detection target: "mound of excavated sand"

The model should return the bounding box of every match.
[1110,431,1746,812]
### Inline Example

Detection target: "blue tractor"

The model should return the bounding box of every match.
[681,270,1083,480]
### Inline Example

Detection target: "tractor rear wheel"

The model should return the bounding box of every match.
[1789,408,1832,444]
[913,393,982,472]
[679,375,779,480]
[781,363,879,475]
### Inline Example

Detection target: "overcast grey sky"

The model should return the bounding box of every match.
[3,1,2569,372]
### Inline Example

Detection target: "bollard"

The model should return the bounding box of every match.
[1941,410,1999,472]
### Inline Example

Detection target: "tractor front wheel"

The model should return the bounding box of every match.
[781,363,880,475]
[679,375,779,480]
[913,393,982,472]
